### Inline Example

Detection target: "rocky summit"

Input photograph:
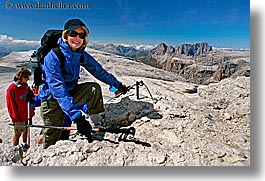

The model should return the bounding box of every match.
[0,48,250,166]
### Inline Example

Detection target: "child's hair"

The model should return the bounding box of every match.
[14,68,32,82]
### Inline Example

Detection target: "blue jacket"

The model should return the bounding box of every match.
[39,38,121,121]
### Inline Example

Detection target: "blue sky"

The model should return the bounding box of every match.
[0,0,250,48]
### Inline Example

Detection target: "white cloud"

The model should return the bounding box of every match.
[0,34,40,49]
[0,35,13,43]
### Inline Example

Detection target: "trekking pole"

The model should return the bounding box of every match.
[27,87,31,148]
[9,124,136,136]
[9,124,77,130]
[107,83,136,102]
[107,80,156,104]
[27,102,30,147]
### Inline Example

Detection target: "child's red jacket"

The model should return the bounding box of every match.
[6,82,35,124]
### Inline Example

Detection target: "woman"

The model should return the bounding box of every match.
[39,19,128,149]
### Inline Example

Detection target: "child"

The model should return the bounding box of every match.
[6,68,35,149]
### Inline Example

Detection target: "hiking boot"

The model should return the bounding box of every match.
[85,114,99,129]
[21,143,29,151]
[59,130,70,140]
[13,145,21,151]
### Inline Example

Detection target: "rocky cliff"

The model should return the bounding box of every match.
[149,42,212,64]
[165,49,250,85]
[175,42,212,57]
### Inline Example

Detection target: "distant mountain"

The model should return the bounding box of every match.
[87,42,214,70]
[137,42,213,69]
[213,47,250,52]
[0,47,12,57]
[88,43,153,58]
[134,42,250,85]
[86,42,250,85]
[149,42,212,61]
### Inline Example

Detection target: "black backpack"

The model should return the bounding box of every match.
[31,30,64,87]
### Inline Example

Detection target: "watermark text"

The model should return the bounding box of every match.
[6,0,90,10]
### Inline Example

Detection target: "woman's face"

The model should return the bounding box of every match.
[67,27,85,51]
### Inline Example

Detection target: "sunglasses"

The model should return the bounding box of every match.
[68,30,86,39]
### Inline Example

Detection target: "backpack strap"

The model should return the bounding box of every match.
[52,47,65,69]
[80,54,84,64]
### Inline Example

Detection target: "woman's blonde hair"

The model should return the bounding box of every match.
[14,68,31,82]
